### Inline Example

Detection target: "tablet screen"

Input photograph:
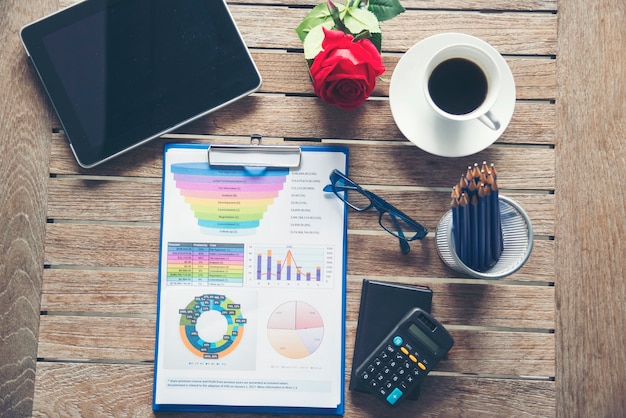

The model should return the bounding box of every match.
[21,0,261,167]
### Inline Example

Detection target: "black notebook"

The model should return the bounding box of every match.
[350,279,433,399]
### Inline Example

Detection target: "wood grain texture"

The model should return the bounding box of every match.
[4,0,563,416]
[41,270,555,329]
[55,2,560,55]
[33,363,555,417]
[0,0,56,417]
[42,223,553,283]
[556,0,626,416]
[36,315,553,376]
[46,177,556,234]
[59,0,558,13]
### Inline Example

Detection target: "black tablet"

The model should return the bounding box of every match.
[21,0,262,168]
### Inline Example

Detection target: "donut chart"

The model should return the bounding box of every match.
[179,294,246,359]
[267,301,324,359]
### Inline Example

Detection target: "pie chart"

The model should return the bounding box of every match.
[267,301,324,359]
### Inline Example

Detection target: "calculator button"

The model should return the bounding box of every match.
[375,373,385,382]
[418,362,427,371]
[386,388,403,406]
[409,354,418,363]
[393,336,403,346]
[384,381,393,390]
[373,358,382,367]
[400,346,409,356]
[360,371,370,380]
[367,365,376,373]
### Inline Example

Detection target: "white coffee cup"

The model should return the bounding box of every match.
[423,43,502,130]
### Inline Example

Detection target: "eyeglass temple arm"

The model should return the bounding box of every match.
[389,213,411,254]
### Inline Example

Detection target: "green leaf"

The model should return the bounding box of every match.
[303,22,334,60]
[368,0,405,22]
[295,3,333,42]
[343,7,381,35]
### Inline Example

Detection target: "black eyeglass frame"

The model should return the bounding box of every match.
[323,169,428,253]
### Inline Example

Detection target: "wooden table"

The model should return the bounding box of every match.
[1,0,625,417]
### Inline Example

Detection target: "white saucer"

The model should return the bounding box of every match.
[389,33,516,157]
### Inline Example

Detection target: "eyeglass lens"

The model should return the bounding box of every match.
[333,176,372,211]
[380,212,422,240]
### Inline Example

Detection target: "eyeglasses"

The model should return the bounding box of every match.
[323,169,428,254]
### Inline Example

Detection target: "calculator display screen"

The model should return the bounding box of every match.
[408,323,440,352]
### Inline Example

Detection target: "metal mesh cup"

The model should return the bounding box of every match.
[435,195,533,279]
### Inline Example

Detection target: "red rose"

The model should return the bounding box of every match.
[310,27,385,111]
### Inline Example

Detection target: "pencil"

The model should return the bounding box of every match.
[459,193,470,265]
[451,197,461,258]
[459,175,469,194]
[490,163,498,179]
[471,163,481,183]
[479,183,492,270]
[470,194,479,271]
[490,176,503,260]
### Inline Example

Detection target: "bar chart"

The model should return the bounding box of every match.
[247,245,336,288]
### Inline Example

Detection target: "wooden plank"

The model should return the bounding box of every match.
[51,3,558,55]
[345,278,554,329]
[37,315,553,376]
[0,0,57,416]
[247,52,556,100]
[47,177,555,235]
[237,0,558,10]
[40,271,554,328]
[33,362,555,417]
[556,0,626,416]
[60,0,558,12]
[43,223,553,282]
[180,99,556,146]
[48,131,556,184]
[345,328,554,376]
[227,7,557,55]
[41,270,157,315]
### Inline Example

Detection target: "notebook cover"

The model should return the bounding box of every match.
[349,279,433,399]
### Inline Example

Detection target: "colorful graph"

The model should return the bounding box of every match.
[179,294,247,359]
[171,163,288,233]
[248,245,334,287]
[166,242,244,286]
[267,301,324,359]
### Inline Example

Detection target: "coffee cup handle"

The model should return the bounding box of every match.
[478,111,501,131]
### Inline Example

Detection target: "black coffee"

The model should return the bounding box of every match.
[427,58,488,115]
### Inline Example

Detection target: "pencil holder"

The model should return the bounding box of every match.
[435,195,533,279]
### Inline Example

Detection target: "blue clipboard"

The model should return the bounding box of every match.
[153,138,348,415]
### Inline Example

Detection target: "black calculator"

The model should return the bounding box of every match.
[353,307,454,407]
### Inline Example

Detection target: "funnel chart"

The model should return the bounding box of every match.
[171,163,288,234]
